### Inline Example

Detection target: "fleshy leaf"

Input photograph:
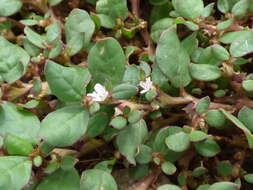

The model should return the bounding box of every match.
[0,156,32,190]
[36,168,80,190]
[0,102,40,143]
[0,0,22,16]
[156,27,191,87]
[116,119,148,164]
[96,0,128,20]
[39,106,89,147]
[65,9,95,55]
[88,38,126,88]
[45,60,91,102]
[0,37,30,83]
[80,169,118,190]
[172,0,204,20]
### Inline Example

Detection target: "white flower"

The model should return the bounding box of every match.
[139,77,153,94]
[87,83,109,102]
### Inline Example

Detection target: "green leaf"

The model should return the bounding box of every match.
[156,27,191,87]
[244,174,253,183]
[196,184,210,190]
[188,130,208,142]
[238,107,253,132]
[201,3,214,17]
[220,109,253,148]
[94,160,116,173]
[112,84,138,99]
[0,0,22,16]
[219,31,253,44]
[217,19,234,30]
[65,9,95,55]
[129,164,149,180]
[151,127,183,162]
[161,161,177,175]
[87,112,109,137]
[128,110,142,124]
[96,0,128,20]
[49,0,63,6]
[33,155,42,167]
[157,184,182,190]
[190,64,221,81]
[0,37,30,83]
[36,168,80,190]
[24,27,47,49]
[194,138,221,157]
[208,182,240,190]
[196,96,210,114]
[88,38,126,88]
[80,169,118,190]
[46,22,61,43]
[217,161,232,176]
[192,166,207,177]
[198,45,230,66]
[116,119,148,164]
[242,80,253,92]
[165,131,190,152]
[40,106,89,147]
[136,145,152,164]
[172,0,204,20]
[150,3,172,25]
[231,0,249,18]
[184,21,199,31]
[217,0,240,13]
[110,116,127,130]
[219,31,253,57]
[4,134,34,156]
[23,38,40,57]
[60,156,78,170]
[0,156,32,190]
[97,14,116,29]
[181,32,198,56]
[149,0,167,5]
[123,65,141,85]
[0,102,40,143]
[151,18,174,43]
[20,19,38,26]
[22,100,39,109]
[205,109,228,129]
[45,60,91,102]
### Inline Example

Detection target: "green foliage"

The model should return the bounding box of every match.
[116,119,148,164]
[36,168,80,190]
[172,0,204,20]
[88,38,126,88]
[156,28,191,87]
[2,0,253,189]
[65,9,95,55]
[0,156,32,190]
[80,169,118,190]
[0,37,30,83]
[45,61,91,102]
[4,134,34,156]
[40,106,89,147]
[0,0,22,16]
[0,102,40,143]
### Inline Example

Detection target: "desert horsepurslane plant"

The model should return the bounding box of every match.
[1,0,253,189]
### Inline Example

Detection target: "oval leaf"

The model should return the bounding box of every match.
[45,60,91,102]
[39,106,89,147]
[156,27,191,87]
[88,38,126,88]
[80,169,118,190]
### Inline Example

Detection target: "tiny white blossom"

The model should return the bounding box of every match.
[139,77,153,94]
[87,83,109,102]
